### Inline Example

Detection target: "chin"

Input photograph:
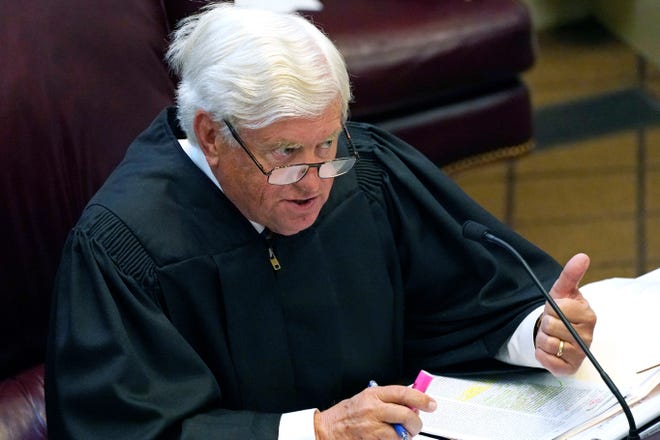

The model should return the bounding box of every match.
[273,216,319,236]
[275,224,313,236]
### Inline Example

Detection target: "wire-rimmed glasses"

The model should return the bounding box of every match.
[223,119,359,185]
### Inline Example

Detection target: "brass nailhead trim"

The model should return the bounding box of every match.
[442,140,535,175]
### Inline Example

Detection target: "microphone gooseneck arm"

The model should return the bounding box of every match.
[462,220,640,440]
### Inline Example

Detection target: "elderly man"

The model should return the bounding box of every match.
[46,3,595,439]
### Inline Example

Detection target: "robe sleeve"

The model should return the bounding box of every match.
[351,124,563,374]
[45,207,280,439]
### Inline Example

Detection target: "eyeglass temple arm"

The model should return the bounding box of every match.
[341,123,359,160]
[223,118,270,176]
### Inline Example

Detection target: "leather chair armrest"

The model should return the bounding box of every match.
[0,365,46,440]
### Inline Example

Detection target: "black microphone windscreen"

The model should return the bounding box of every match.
[462,220,489,242]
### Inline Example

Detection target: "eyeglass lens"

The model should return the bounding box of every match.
[268,157,356,185]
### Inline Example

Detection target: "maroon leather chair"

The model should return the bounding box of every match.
[306,0,535,170]
[0,1,535,437]
[0,2,181,438]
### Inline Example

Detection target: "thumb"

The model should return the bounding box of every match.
[550,253,590,300]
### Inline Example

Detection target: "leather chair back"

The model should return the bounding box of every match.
[0,0,193,437]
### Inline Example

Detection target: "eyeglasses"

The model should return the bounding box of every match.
[223,119,359,185]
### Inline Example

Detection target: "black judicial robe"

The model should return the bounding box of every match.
[46,107,562,439]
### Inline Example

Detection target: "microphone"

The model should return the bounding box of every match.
[462,220,640,440]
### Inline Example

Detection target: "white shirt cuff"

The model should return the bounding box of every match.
[278,408,317,440]
[495,305,544,368]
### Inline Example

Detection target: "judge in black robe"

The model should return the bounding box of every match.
[46,4,595,439]
[48,107,563,438]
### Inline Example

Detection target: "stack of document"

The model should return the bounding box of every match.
[419,268,660,440]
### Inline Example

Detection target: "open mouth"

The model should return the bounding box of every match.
[292,198,314,206]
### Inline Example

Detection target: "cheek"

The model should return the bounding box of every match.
[216,158,270,212]
[236,175,272,214]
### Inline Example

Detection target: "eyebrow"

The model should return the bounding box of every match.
[263,128,343,151]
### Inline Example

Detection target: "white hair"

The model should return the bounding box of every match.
[165,3,352,146]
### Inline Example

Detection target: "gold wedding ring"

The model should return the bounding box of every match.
[556,339,565,358]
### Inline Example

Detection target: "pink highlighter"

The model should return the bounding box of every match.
[412,369,433,393]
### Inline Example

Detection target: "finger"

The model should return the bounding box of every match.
[535,324,589,376]
[538,309,576,349]
[549,253,590,300]
[368,386,436,437]
[535,336,575,375]
[387,406,422,438]
[542,298,596,347]
[371,385,437,413]
[536,350,577,376]
[537,331,568,358]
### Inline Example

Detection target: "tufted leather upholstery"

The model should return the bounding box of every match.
[0,1,535,438]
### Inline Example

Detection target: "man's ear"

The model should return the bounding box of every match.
[193,110,222,167]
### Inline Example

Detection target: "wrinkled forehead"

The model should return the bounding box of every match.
[233,98,345,146]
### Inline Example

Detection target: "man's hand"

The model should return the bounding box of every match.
[535,253,597,376]
[314,384,437,439]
